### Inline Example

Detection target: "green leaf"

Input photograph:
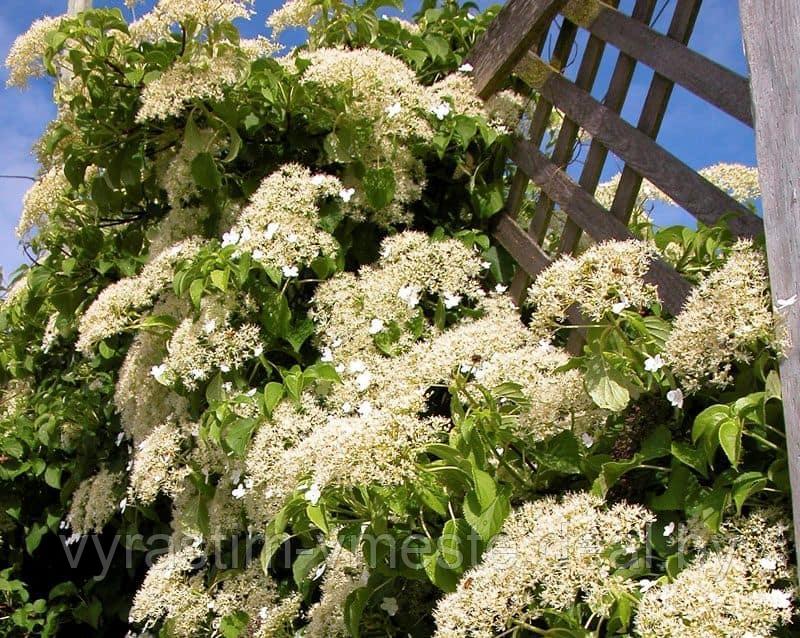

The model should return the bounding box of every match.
[44,466,61,489]
[260,530,289,572]
[344,586,372,638]
[263,382,284,416]
[463,484,510,542]
[438,518,472,571]
[292,546,325,588]
[223,418,258,457]
[191,152,222,189]
[670,441,708,477]
[732,472,768,514]
[189,278,205,309]
[210,269,229,292]
[718,418,742,468]
[219,611,249,638]
[422,550,460,592]
[470,466,497,510]
[306,503,329,534]
[25,523,46,555]
[362,167,396,209]
[584,355,630,411]
[765,369,782,404]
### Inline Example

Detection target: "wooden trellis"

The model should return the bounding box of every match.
[466,0,760,314]
[466,0,800,572]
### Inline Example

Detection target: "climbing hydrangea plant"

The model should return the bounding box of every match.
[0,1,795,637]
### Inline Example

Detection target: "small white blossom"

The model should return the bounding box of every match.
[431,101,451,120]
[341,402,353,414]
[398,284,421,308]
[776,294,797,310]
[759,557,778,571]
[348,359,367,374]
[385,102,402,118]
[221,230,241,247]
[663,521,675,537]
[443,293,462,309]
[367,318,385,335]
[638,578,657,592]
[494,283,508,293]
[150,364,168,381]
[357,400,373,417]
[282,265,299,278]
[285,232,299,243]
[321,347,334,362]
[310,175,326,186]
[765,589,792,609]
[481,260,492,270]
[312,562,327,580]
[304,483,322,505]
[644,354,666,372]
[666,388,684,409]
[611,297,630,314]
[355,371,373,392]
[203,319,217,334]
[339,187,356,202]
[116,432,125,446]
[232,483,247,499]
[580,432,594,448]
[380,597,399,616]
[264,222,280,240]
[458,63,474,73]
[119,497,127,513]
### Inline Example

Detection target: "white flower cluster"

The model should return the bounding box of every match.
[4,15,63,88]
[225,163,341,271]
[635,510,794,637]
[434,493,654,636]
[664,239,778,392]
[66,468,123,535]
[312,231,486,362]
[527,239,660,332]
[17,166,71,239]
[76,239,204,355]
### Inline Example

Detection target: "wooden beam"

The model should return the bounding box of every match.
[466,0,566,98]
[68,0,92,13]
[740,0,800,573]
[561,0,753,126]
[515,52,763,237]
[559,0,658,255]
[608,0,702,225]
[511,139,693,314]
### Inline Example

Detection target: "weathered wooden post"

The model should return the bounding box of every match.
[739,0,800,569]
[68,0,92,14]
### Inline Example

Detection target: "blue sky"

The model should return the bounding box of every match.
[0,0,755,278]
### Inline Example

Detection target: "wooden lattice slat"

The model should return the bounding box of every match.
[558,0,658,256]
[469,0,764,318]
[561,0,753,126]
[516,53,761,236]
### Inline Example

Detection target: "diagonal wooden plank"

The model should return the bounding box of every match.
[561,0,753,126]
[510,139,693,314]
[515,52,763,237]
[506,19,580,221]
[558,0,658,255]
[609,0,703,225]
[466,0,567,98]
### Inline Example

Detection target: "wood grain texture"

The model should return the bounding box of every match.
[466,0,567,98]
[506,20,580,222]
[562,0,753,126]
[68,0,92,13]
[511,139,693,314]
[740,0,800,573]
[516,53,763,237]
[608,0,701,225]
[558,0,657,255]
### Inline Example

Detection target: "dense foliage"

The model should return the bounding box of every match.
[0,1,796,636]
